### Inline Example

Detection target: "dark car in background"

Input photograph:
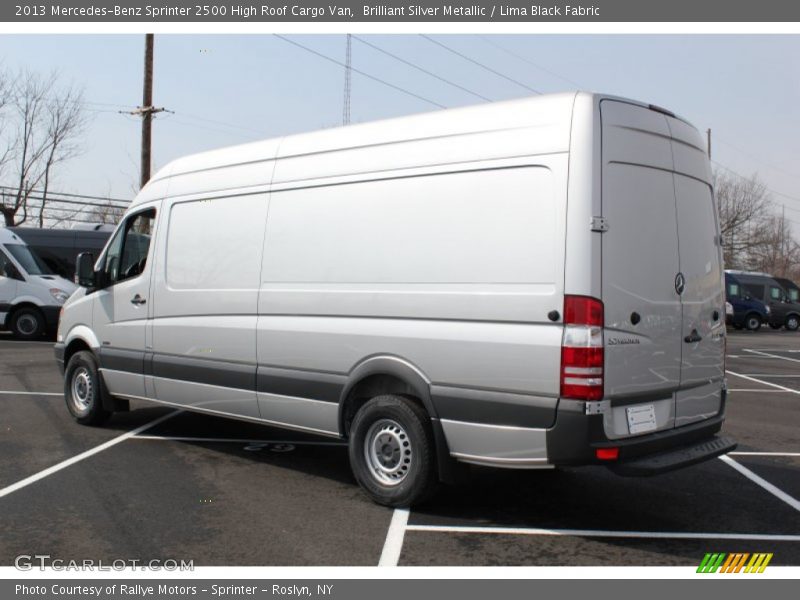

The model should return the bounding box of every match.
[726,270,800,331]
[8,226,112,281]
[725,272,770,331]
[774,277,800,304]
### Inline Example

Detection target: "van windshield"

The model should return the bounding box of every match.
[727,282,740,297]
[4,244,52,276]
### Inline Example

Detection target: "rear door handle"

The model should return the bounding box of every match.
[684,329,702,343]
[131,295,146,306]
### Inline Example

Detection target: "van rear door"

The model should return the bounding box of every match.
[600,100,725,438]
[599,100,681,438]
[667,117,725,426]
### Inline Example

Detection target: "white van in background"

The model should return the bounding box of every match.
[55,92,736,506]
[0,228,77,339]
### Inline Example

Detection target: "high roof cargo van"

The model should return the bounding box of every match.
[726,270,800,331]
[0,228,77,339]
[55,93,735,506]
[9,227,113,280]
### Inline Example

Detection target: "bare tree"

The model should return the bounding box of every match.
[87,199,126,225]
[746,212,800,278]
[713,169,773,269]
[0,69,86,227]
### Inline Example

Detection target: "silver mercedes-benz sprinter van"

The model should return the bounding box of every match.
[55,93,736,506]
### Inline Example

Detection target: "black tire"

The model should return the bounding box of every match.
[9,307,44,340]
[64,350,112,426]
[348,394,437,507]
[744,313,762,332]
[786,314,800,332]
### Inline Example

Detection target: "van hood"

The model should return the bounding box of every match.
[36,274,78,296]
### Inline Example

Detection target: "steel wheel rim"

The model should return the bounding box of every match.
[364,418,412,486]
[16,313,38,335]
[748,317,759,330]
[789,317,798,330]
[71,367,93,412]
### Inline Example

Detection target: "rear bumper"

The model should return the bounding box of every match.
[609,435,737,476]
[546,393,733,474]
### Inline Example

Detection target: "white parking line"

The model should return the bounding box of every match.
[730,452,800,457]
[379,508,410,566]
[0,391,61,396]
[719,456,800,513]
[133,435,345,446]
[404,524,800,542]
[728,389,788,393]
[0,410,181,500]
[743,349,800,364]
[726,371,800,394]
[736,374,800,378]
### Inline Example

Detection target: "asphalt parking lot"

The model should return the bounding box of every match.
[0,330,798,567]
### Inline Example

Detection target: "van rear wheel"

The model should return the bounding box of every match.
[10,307,44,340]
[64,351,112,426]
[348,394,437,507]
[745,313,762,331]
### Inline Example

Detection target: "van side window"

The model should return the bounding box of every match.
[770,286,783,301]
[790,289,799,303]
[744,284,764,300]
[727,282,740,297]
[0,250,15,279]
[102,209,155,285]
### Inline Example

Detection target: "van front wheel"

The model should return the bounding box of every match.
[745,313,762,331]
[64,351,112,426]
[10,307,44,340]
[786,315,800,332]
[348,395,437,507]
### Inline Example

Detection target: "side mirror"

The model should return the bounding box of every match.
[76,252,97,288]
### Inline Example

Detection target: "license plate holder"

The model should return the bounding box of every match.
[626,404,657,435]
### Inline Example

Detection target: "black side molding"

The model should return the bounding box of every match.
[610,435,737,477]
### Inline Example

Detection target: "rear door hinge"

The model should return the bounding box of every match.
[591,216,609,233]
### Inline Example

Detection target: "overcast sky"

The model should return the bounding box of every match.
[1,34,799,224]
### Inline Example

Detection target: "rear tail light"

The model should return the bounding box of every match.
[560,295,604,401]
[596,447,619,460]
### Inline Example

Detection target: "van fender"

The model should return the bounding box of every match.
[9,295,46,308]
[64,325,101,351]
[339,355,461,484]
[339,354,437,419]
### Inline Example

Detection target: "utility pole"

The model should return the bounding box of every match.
[707,128,711,159]
[122,34,168,189]
[342,34,352,125]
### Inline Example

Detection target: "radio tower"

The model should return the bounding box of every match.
[342,34,352,125]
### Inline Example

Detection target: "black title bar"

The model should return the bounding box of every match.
[5,0,800,22]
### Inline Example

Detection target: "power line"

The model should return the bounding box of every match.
[0,185,130,205]
[712,160,800,206]
[353,35,492,103]
[478,36,585,90]
[713,136,800,183]
[420,35,541,95]
[274,34,446,110]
